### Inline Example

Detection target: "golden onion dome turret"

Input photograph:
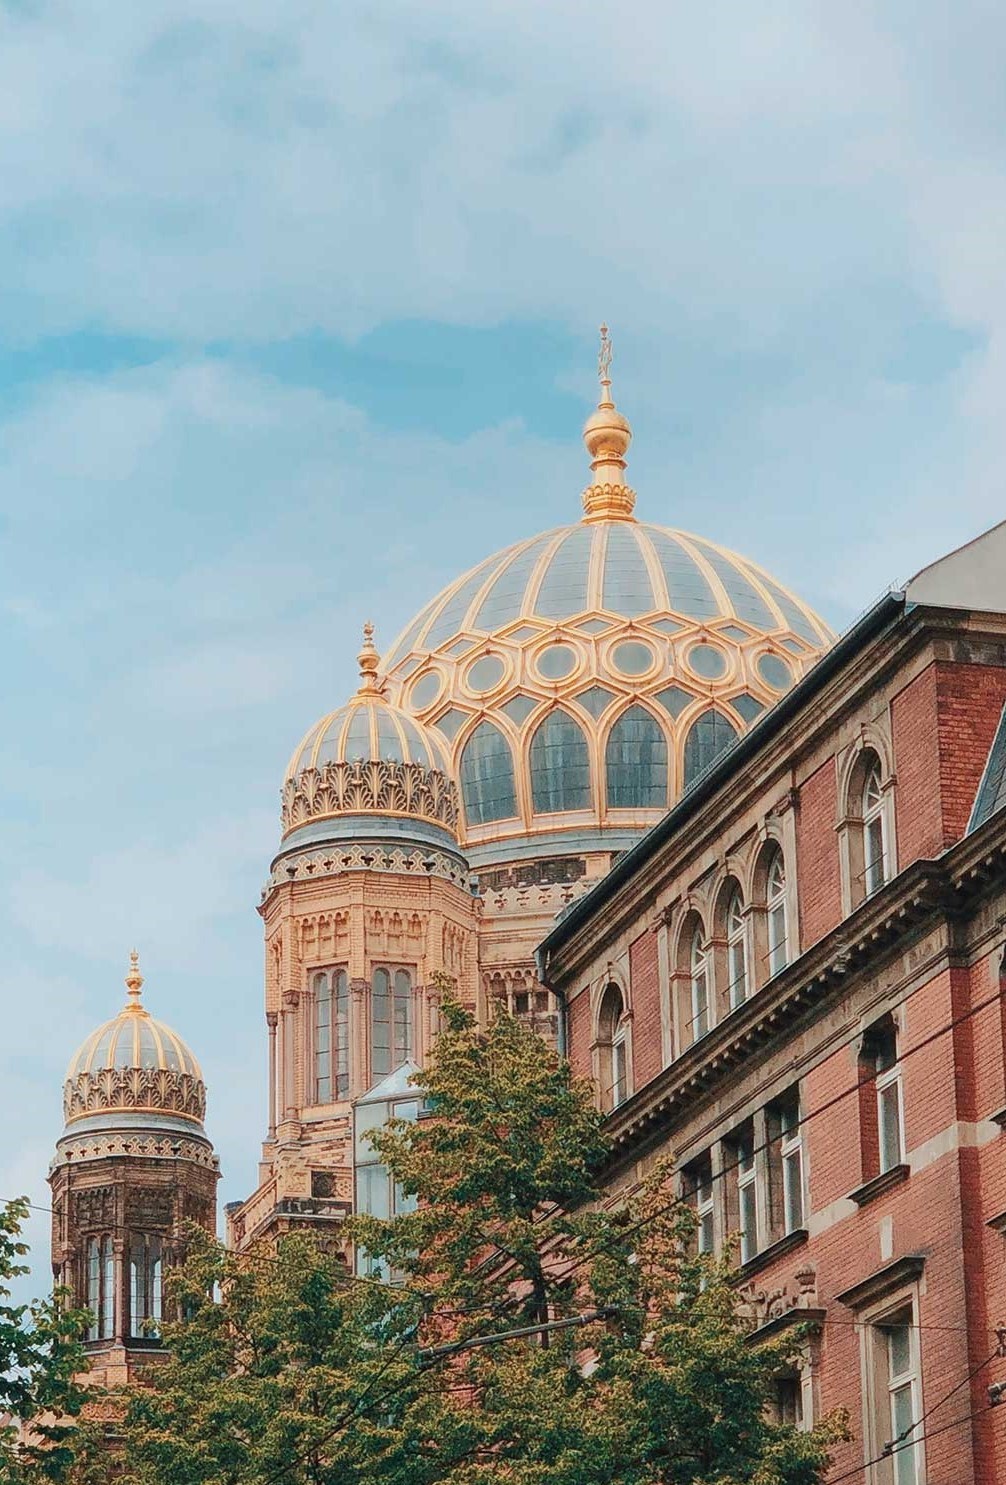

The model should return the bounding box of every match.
[62,952,206,1129]
[280,623,459,845]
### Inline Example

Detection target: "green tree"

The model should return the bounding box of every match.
[0,1197,90,1484]
[353,986,846,1484]
[99,989,845,1484]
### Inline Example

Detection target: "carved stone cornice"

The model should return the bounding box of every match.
[50,1130,218,1172]
[281,759,458,835]
[581,481,636,521]
[63,1067,206,1124]
[266,841,469,897]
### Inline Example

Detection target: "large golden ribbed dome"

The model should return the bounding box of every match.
[381,332,834,869]
[63,953,206,1128]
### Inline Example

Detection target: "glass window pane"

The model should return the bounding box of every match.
[683,709,738,788]
[740,1182,758,1262]
[372,968,391,1078]
[529,711,592,814]
[460,722,518,826]
[879,1080,902,1171]
[783,1148,803,1231]
[358,1163,391,1221]
[605,705,668,809]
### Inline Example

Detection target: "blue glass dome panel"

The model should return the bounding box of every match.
[534,526,592,619]
[683,709,739,788]
[645,529,721,619]
[606,705,668,809]
[603,524,655,616]
[423,555,498,651]
[460,722,518,826]
[689,538,778,630]
[472,533,554,631]
[529,710,592,814]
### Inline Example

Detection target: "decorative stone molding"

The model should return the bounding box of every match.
[266,842,469,895]
[737,1259,820,1332]
[51,1131,218,1171]
[63,1066,206,1124]
[480,879,591,918]
[281,759,458,835]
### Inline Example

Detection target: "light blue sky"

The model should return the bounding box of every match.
[2,1,1004,1295]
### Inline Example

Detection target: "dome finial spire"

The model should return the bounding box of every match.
[125,948,144,1007]
[582,323,635,523]
[357,621,382,696]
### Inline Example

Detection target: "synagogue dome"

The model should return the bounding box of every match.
[63,953,206,1130]
[380,331,835,870]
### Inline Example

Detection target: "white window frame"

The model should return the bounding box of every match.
[862,1303,923,1485]
[863,761,888,898]
[690,927,710,1041]
[726,888,748,1009]
[876,1059,905,1174]
[780,1100,804,1234]
[736,1134,759,1264]
[696,1165,715,1256]
[611,1024,628,1109]
[766,851,788,978]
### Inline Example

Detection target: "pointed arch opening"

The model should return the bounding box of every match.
[529,709,592,814]
[683,709,738,789]
[460,720,518,825]
[605,704,669,809]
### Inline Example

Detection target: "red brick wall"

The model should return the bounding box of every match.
[936,661,1006,845]
[567,987,592,1081]
[891,662,943,866]
[796,755,841,948]
[629,929,662,1089]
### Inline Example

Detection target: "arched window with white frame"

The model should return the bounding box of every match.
[726,886,748,1010]
[690,925,711,1041]
[862,757,887,898]
[766,848,789,978]
[597,982,629,1111]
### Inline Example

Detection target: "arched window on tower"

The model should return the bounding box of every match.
[529,710,592,814]
[371,966,413,1081]
[460,721,518,826]
[597,982,629,1111]
[605,705,669,809]
[683,709,738,790]
[314,968,349,1102]
[129,1233,163,1340]
[86,1235,115,1342]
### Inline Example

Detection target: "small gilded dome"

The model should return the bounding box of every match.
[63,953,206,1128]
[281,623,459,841]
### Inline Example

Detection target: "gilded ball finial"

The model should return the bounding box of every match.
[582,322,635,523]
[357,621,382,695]
[125,948,144,1005]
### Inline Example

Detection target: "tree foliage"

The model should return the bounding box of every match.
[0,1197,90,1484]
[92,988,846,1483]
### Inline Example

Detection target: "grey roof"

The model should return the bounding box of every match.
[968,703,1006,833]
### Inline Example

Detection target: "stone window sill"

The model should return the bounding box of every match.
[836,1254,925,1310]
[847,1163,909,1207]
[734,1227,809,1284]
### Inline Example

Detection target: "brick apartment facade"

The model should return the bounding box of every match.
[537,524,1006,1484]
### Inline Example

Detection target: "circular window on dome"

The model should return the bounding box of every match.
[465,653,506,694]
[758,652,792,692]
[612,640,655,676]
[535,644,577,681]
[409,670,443,710]
[687,643,728,680]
